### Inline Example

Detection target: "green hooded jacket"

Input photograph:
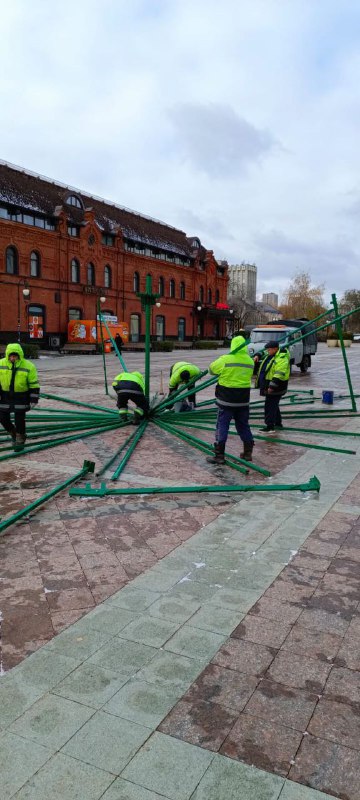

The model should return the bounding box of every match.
[169,362,201,390]
[0,343,40,412]
[209,336,254,408]
[112,371,145,394]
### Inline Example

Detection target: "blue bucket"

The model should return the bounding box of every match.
[322,390,334,405]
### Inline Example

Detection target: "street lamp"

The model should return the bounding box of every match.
[96,295,106,353]
[197,305,202,312]
[155,302,161,308]
[17,282,30,342]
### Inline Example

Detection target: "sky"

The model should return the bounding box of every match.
[0,0,360,302]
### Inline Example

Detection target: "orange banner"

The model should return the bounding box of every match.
[68,320,129,344]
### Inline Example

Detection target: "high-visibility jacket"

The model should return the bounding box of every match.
[112,371,145,394]
[0,343,40,412]
[169,362,201,390]
[209,336,254,407]
[256,348,290,396]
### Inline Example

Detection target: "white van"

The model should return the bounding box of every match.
[247,319,317,373]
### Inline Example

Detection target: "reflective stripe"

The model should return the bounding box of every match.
[16,368,30,373]
[0,366,8,370]
[224,363,253,369]
[13,404,28,409]
[216,399,250,408]
[115,388,144,395]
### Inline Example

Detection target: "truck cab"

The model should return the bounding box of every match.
[247,319,317,373]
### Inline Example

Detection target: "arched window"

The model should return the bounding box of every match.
[199,285,204,304]
[68,308,82,320]
[215,289,220,303]
[130,313,141,342]
[87,263,95,286]
[169,279,175,298]
[158,276,164,296]
[70,258,80,283]
[133,272,140,292]
[30,251,40,278]
[180,282,185,300]
[66,195,83,208]
[208,288,212,304]
[6,246,18,275]
[104,265,112,289]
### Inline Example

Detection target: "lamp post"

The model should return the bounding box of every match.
[95,294,106,354]
[17,282,30,342]
[137,276,161,401]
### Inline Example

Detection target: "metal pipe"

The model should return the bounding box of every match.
[111,419,148,480]
[98,312,128,372]
[70,474,321,498]
[97,426,141,476]
[154,418,251,476]
[331,293,357,412]
[0,460,95,536]
[97,298,109,396]
[0,421,121,463]
[40,392,118,415]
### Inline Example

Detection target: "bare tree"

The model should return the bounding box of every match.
[279,271,326,319]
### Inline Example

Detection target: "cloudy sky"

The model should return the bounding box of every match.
[1,0,359,300]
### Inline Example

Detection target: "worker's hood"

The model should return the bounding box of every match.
[132,372,144,381]
[5,343,24,363]
[230,336,245,353]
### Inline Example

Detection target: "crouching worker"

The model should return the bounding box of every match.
[255,341,290,432]
[168,361,201,411]
[112,371,149,424]
[207,335,254,464]
[0,343,40,449]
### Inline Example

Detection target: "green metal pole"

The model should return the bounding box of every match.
[97,426,141,476]
[111,419,148,480]
[145,277,152,402]
[154,418,253,476]
[152,370,209,413]
[70,474,321,498]
[41,392,118,415]
[0,460,95,536]
[98,298,109,396]
[98,312,128,372]
[0,421,121,463]
[331,293,357,412]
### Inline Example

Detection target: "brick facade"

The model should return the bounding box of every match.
[0,162,229,347]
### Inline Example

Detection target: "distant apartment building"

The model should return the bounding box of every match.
[262,292,278,309]
[228,263,257,304]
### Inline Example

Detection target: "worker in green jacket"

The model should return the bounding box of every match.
[255,341,290,432]
[207,335,255,463]
[112,371,149,424]
[168,361,201,411]
[0,342,40,449]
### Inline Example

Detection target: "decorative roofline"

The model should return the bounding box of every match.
[0,159,184,234]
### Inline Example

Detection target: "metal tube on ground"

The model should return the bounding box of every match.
[0,460,96,536]
[0,422,121,463]
[332,293,357,413]
[69,474,321,498]
[111,419,148,480]
[97,426,142,477]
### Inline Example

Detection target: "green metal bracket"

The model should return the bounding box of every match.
[0,460,96,536]
[69,474,321,497]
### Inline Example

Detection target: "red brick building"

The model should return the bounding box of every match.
[0,161,230,348]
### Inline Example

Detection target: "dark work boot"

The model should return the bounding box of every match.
[14,433,26,451]
[9,425,16,445]
[240,442,254,461]
[206,442,225,465]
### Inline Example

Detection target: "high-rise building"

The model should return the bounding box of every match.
[262,292,278,309]
[228,263,257,304]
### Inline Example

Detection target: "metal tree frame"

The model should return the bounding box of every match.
[1,287,360,533]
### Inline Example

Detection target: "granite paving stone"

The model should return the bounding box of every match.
[53,662,129,709]
[183,663,258,709]
[250,597,305,626]
[323,665,360,704]
[0,732,51,799]
[0,675,45,729]
[266,651,332,692]
[122,731,213,800]
[289,734,360,800]
[43,626,112,660]
[69,604,139,635]
[10,693,95,751]
[244,680,318,731]
[118,616,181,648]
[62,710,151,774]
[220,713,303,777]
[279,783,334,799]
[212,638,276,676]
[158,698,238,751]
[308,697,360,749]
[138,651,206,696]
[147,596,200,624]
[164,625,226,661]
[88,638,158,676]
[231,614,292,648]
[10,751,114,800]
[295,607,351,637]
[281,625,342,662]
[104,678,178,728]
[189,604,244,635]
[190,753,284,800]
[100,779,171,800]
[106,587,161,612]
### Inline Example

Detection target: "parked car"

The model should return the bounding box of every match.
[353,333,360,342]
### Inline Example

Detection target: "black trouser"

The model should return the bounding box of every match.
[117,392,149,416]
[264,394,283,428]
[0,411,26,435]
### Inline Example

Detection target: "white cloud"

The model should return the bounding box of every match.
[0,0,360,298]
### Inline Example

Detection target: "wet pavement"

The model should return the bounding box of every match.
[0,344,360,798]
